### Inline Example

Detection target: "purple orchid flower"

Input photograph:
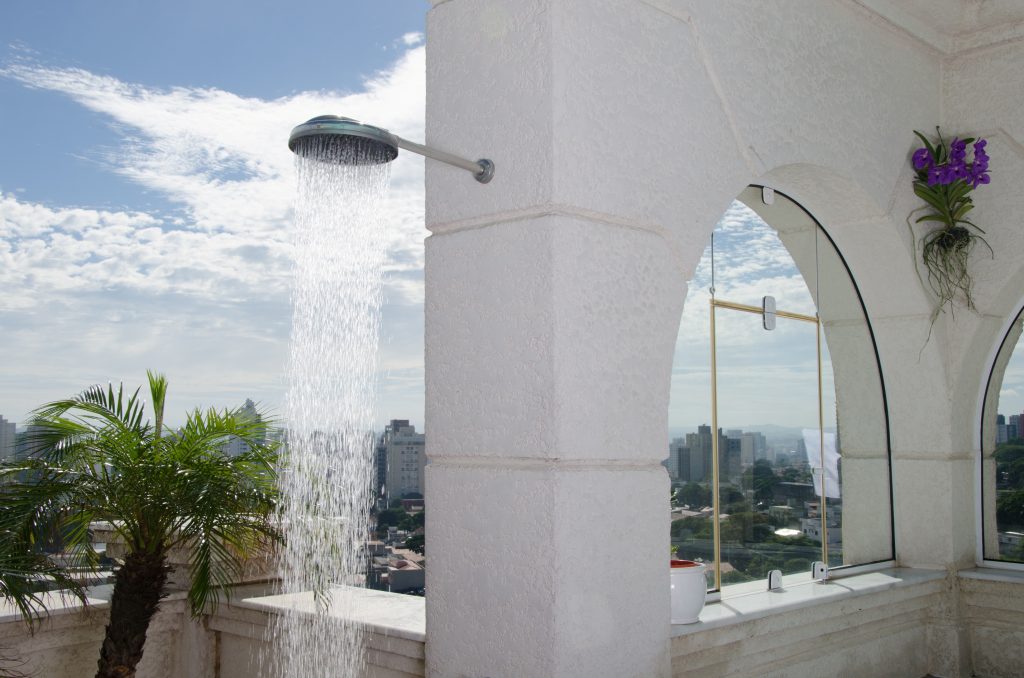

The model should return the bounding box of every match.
[912,147,932,170]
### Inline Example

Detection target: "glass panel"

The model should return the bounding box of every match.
[810,213,893,567]
[982,310,1024,563]
[669,191,895,593]
[669,295,716,588]
[741,188,894,567]
[714,307,824,582]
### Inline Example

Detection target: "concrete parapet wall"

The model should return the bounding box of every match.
[1,570,1021,678]
[671,572,940,678]
[0,596,186,678]
[211,589,423,678]
[959,572,1024,678]
[671,569,1024,678]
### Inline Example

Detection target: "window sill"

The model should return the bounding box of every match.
[672,567,945,637]
[960,566,1024,585]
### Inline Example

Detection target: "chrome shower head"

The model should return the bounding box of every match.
[288,115,399,165]
[288,114,494,183]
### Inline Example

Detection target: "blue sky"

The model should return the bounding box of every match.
[1,1,430,426]
[2,1,1019,434]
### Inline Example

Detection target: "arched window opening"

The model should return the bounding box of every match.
[668,187,894,593]
[981,307,1024,564]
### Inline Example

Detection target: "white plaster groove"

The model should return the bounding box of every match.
[995,126,1024,159]
[846,0,1024,56]
[684,14,763,177]
[428,202,666,238]
[427,202,693,278]
[953,20,1024,56]
[636,0,690,24]
[427,456,667,472]
[842,0,949,56]
[895,449,976,461]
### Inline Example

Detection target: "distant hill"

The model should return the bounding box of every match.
[668,423,835,445]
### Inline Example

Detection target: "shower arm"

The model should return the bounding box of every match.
[394,136,494,184]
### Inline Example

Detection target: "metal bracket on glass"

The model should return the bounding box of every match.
[767,569,783,591]
[812,560,829,582]
[762,295,776,331]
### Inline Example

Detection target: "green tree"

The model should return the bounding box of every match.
[0,373,279,678]
[376,508,405,529]
[748,459,779,504]
[1,503,90,678]
[399,511,425,532]
[404,534,425,555]
[994,443,1024,487]
[783,557,812,574]
[996,490,1024,527]
[674,482,712,508]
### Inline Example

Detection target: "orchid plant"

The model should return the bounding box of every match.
[910,127,992,312]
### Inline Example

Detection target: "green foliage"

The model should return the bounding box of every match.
[765,532,817,547]
[910,128,992,312]
[0,506,87,630]
[747,459,779,504]
[673,482,712,508]
[671,516,711,540]
[782,558,812,574]
[0,374,280,623]
[996,490,1024,528]
[994,443,1024,487]
[376,509,405,529]
[399,513,421,532]
[376,508,424,535]
[720,512,769,543]
[780,467,811,483]
[403,534,425,555]
[721,570,753,585]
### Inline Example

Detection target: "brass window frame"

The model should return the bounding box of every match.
[707,296,828,591]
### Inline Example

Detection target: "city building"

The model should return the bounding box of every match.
[218,399,264,457]
[4,3,1024,677]
[684,425,712,482]
[665,437,685,481]
[739,431,767,465]
[380,419,426,503]
[0,415,15,462]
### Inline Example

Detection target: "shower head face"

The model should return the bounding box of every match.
[288,115,399,165]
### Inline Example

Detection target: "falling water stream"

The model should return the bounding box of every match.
[267,136,392,676]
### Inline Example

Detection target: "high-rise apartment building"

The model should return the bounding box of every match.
[666,438,693,482]
[0,415,16,462]
[219,399,264,457]
[381,420,426,503]
[740,431,768,465]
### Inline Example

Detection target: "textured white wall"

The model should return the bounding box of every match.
[425,1,1024,676]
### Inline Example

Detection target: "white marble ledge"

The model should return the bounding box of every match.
[0,591,108,624]
[672,568,946,637]
[239,585,426,643]
[958,566,1024,585]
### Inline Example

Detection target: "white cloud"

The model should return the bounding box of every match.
[0,47,427,300]
[0,47,428,425]
[669,201,842,429]
[401,32,424,47]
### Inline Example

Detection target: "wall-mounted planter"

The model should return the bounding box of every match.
[670,559,707,624]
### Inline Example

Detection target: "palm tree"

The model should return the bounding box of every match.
[1,507,87,678]
[0,372,279,678]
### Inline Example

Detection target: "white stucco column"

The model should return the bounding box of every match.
[422,1,714,676]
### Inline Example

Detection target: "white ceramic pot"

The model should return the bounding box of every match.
[670,559,707,624]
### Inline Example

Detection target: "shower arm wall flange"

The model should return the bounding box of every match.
[395,136,494,184]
